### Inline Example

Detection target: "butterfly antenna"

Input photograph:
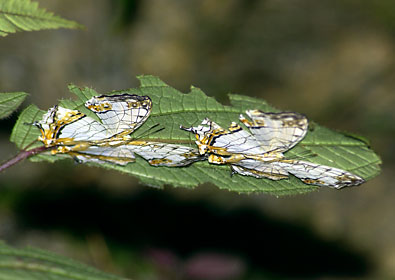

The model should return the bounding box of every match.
[286,150,317,160]
[133,123,165,140]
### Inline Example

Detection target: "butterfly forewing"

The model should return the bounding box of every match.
[85,94,152,136]
[56,109,111,141]
[240,110,308,153]
[34,106,110,146]
[181,119,266,156]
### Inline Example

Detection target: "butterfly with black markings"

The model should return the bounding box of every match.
[33,94,202,167]
[181,110,365,189]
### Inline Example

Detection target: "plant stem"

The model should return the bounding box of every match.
[0,146,50,173]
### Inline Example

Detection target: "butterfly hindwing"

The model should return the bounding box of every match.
[275,160,365,189]
[70,145,136,165]
[69,141,203,167]
[127,141,204,167]
[230,157,289,180]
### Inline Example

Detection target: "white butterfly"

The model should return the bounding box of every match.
[34,94,202,167]
[85,94,152,136]
[181,110,365,189]
[69,141,203,167]
[34,94,152,145]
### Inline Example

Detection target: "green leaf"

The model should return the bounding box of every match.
[0,91,27,119]
[0,241,126,280]
[10,75,381,195]
[0,0,82,37]
[61,84,102,123]
[10,104,43,150]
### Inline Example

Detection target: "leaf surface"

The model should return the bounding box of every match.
[10,75,381,195]
[0,91,27,119]
[10,104,42,150]
[0,241,126,280]
[0,0,82,37]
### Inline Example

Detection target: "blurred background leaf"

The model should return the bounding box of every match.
[0,92,27,119]
[0,0,82,37]
[0,241,126,279]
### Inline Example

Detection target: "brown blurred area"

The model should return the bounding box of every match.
[0,0,394,279]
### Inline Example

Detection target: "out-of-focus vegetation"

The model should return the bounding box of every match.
[0,92,27,119]
[0,240,125,280]
[0,0,82,37]
[0,0,393,279]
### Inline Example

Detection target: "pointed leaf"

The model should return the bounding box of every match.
[0,0,82,37]
[62,84,102,122]
[0,91,27,119]
[10,75,381,195]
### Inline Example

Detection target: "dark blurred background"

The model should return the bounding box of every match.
[0,0,394,279]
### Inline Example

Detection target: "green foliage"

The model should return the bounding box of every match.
[0,0,82,37]
[0,241,126,280]
[10,104,42,149]
[0,91,27,119]
[10,75,381,195]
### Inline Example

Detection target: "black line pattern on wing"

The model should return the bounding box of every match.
[181,111,364,189]
[34,94,203,168]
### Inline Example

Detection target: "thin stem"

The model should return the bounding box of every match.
[0,146,51,173]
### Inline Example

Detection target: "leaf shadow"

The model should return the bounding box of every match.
[11,181,371,278]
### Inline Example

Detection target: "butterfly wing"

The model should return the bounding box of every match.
[127,141,204,167]
[69,141,203,167]
[34,106,110,147]
[276,160,365,189]
[85,94,152,136]
[239,110,308,153]
[224,157,289,180]
[229,158,364,188]
[231,164,289,180]
[36,93,152,146]
[181,118,266,156]
[70,145,136,165]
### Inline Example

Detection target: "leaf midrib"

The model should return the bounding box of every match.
[1,11,69,24]
[0,93,25,104]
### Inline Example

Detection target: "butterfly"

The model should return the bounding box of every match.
[34,94,151,146]
[181,110,365,189]
[33,94,202,167]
